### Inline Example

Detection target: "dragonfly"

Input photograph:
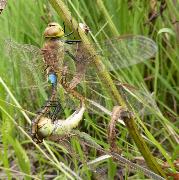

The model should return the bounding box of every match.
[5,22,158,142]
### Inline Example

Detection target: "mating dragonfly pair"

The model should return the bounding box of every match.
[6,22,158,142]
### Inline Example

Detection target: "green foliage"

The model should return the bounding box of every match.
[8,137,31,180]
[0,0,178,179]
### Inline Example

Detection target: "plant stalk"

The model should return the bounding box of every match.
[48,0,166,177]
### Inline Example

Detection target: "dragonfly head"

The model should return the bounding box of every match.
[44,22,64,38]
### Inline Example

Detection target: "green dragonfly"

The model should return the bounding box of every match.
[5,22,158,142]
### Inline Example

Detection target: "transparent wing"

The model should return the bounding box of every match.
[99,35,157,70]
[63,35,157,89]
[5,35,157,88]
[60,35,158,116]
[4,36,158,116]
[5,39,48,100]
[57,79,158,118]
[65,35,157,68]
[116,83,160,116]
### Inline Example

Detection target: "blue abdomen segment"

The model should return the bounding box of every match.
[48,73,57,85]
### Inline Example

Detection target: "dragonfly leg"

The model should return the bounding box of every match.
[64,31,74,37]
[49,100,63,121]
[36,100,61,117]
[64,40,81,44]
[65,50,77,61]
[35,100,54,115]
[63,22,66,33]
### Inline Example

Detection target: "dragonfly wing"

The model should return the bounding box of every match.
[63,35,157,87]
[70,43,90,89]
[116,83,160,116]
[98,35,158,70]
[64,42,94,89]
[75,80,158,117]
[5,39,48,99]
[57,43,156,115]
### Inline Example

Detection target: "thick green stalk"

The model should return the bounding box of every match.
[48,0,166,177]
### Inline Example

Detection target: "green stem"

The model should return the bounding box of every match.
[48,0,166,178]
[96,0,119,35]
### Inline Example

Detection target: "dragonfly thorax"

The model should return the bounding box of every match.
[42,38,64,83]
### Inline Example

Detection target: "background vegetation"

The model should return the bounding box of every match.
[0,0,178,179]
